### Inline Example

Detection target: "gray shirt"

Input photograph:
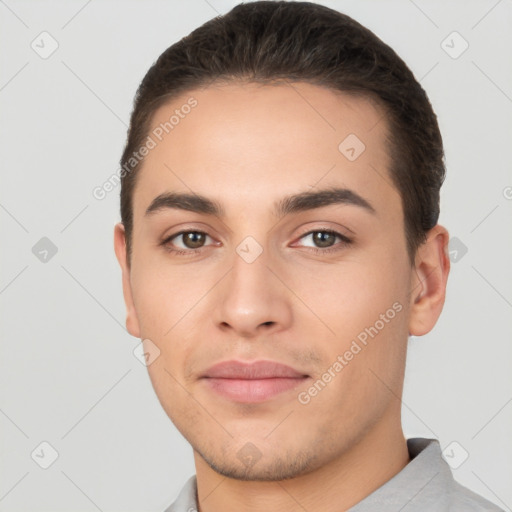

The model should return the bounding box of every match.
[164,437,503,511]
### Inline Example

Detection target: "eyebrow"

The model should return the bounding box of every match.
[144,187,376,219]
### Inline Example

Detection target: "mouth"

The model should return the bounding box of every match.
[200,360,310,403]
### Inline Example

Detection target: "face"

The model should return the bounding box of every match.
[115,81,446,480]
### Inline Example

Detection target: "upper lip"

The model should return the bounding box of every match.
[201,360,308,379]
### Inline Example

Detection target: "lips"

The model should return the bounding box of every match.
[202,360,308,379]
[201,360,310,403]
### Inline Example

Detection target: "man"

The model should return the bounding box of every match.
[114,1,502,510]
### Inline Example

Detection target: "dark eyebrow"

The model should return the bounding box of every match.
[273,187,376,217]
[145,192,225,217]
[144,187,376,218]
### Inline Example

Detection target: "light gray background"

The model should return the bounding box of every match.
[1,0,511,511]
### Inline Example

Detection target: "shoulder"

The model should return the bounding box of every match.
[445,479,504,511]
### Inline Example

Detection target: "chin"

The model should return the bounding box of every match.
[197,445,321,482]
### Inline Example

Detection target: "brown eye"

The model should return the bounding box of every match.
[311,231,337,248]
[296,229,352,254]
[161,230,214,254]
[180,232,207,249]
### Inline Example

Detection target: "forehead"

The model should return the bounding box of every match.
[132,81,401,223]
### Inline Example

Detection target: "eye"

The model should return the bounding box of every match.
[295,229,352,254]
[160,230,214,256]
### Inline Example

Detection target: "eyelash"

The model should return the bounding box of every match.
[160,229,352,257]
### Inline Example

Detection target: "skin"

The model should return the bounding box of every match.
[114,81,450,512]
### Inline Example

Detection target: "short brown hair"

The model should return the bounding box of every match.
[120,1,445,264]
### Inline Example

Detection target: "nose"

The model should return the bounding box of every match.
[213,247,293,339]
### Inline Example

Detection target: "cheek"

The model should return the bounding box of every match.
[129,254,200,336]
[292,247,410,389]
[129,257,209,377]
[293,253,407,333]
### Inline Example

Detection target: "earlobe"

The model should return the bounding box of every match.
[408,225,451,337]
[113,223,141,338]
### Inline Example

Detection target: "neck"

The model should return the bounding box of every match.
[193,415,410,512]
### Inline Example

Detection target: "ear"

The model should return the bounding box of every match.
[114,223,141,338]
[408,224,451,336]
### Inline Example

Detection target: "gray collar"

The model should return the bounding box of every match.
[348,437,452,510]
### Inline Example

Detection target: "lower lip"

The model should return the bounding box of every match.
[203,377,309,403]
